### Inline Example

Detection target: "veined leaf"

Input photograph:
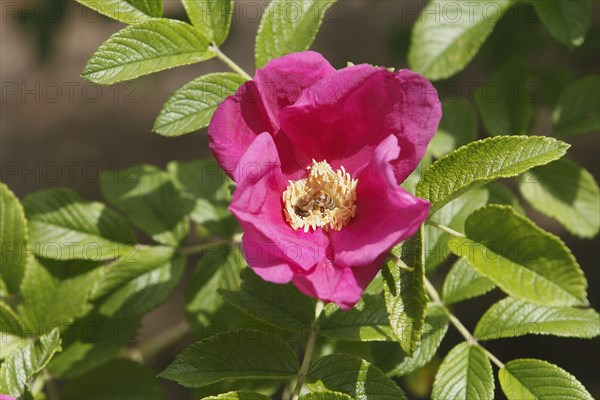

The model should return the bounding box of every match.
[0,182,27,293]
[101,165,194,247]
[168,159,237,239]
[48,313,140,379]
[154,73,246,137]
[93,246,184,319]
[475,297,600,340]
[0,301,24,337]
[182,0,233,45]
[318,294,395,342]
[553,74,600,135]
[75,0,162,24]
[62,359,165,399]
[159,330,299,388]
[18,256,101,332]
[203,393,271,400]
[185,243,243,334]
[23,188,135,261]
[449,205,588,306]
[519,158,600,238]
[442,257,495,304]
[499,359,593,400]
[371,303,449,377]
[475,61,533,136]
[382,231,427,355]
[429,99,478,158]
[432,342,494,400]
[300,392,353,400]
[219,268,315,331]
[307,354,407,400]
[255,0,337,67]
[531,0,592,47]
[416,136,569,214]
[408,0,513,80]
[0,328,61,398]
[82,19,215,85]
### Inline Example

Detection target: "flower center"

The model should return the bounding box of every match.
[283,160,357,232]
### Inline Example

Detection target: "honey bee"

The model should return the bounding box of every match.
[294,187,336,217]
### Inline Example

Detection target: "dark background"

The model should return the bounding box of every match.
[1,0,598,398]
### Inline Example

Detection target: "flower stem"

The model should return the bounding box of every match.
[139,319,189,361]
[210,45,253,80]
[425,219,466,238]
[423,276,505,369]
[291,300,325,400]
[44,371,60,399]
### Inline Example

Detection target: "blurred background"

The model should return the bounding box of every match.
[1,0,598,398]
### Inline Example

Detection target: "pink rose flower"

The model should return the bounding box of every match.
[209,51,441,310]
[0,395,17,400]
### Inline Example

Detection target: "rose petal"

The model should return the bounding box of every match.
[229,133,329,273]
[278,65,441,181]
[254,51,336,120]
[329,135,429,267]
[208,81,275,180]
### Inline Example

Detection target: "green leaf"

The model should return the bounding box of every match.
[82,19,215,85]
[0,301,24,337]
[449,205,588,306]
[432,342,494,400]
[167,159,237,239]
[0,328,61,398]
[101,165,194,247]
[371,303,449,377]
[475,61,533,136]
[416,136,570,214]
[300,392,353,400]
[154,73,246,137]
[23,188,135,261]
[429,99,478,159]
[93,246,185,318]
[531,0,592,47]
[185,244,243,332]
[318,294,394,342]
[202,393,271,400]
[182,0,233,45]
[159,330,299,388]
[0,182,27,293]
[220,268,315,331]
[255,0,337,67]
[408,0,513,80]
[307,354,407,400]
[74,0,162,24]
[48,313,140,378]
[475,297,600,340]
[442,257,495,304]
[553,74,600,135]
[382,231,427,354]
[499,359,593,400]
[519,158,600,238]
[62,359,165,399]
[18,256,101,332]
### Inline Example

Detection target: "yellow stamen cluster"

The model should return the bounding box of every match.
[283,160,357,232]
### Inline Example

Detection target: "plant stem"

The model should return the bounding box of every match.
[210,45,253,80]
[425,219,466,238]
[139,319,189,361]
[291,300,325,400]
[423,276,505,369]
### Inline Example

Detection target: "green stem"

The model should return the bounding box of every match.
[210,45,253,80]
[425,219,466,238]
[139,320,189,361]
[291,301,325,400]
[423,276,505,369]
